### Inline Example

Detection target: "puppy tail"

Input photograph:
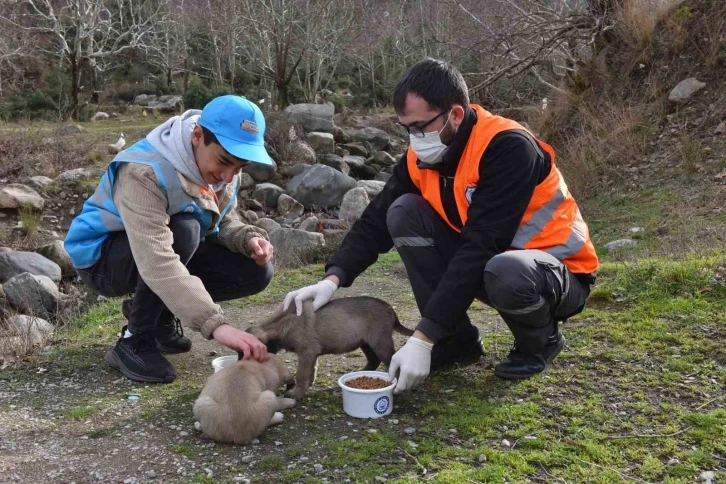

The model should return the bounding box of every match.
[393,316,414,336]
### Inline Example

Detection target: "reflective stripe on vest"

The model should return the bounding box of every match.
[406,104,598,274]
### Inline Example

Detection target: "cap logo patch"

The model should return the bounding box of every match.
[241,120,259,134]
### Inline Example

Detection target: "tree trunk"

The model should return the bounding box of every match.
[70,53,80,120]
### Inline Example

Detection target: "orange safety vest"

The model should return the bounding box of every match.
[406,104,599,274]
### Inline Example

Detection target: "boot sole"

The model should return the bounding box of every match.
[156,342,192,354]
[104,350,176,383]
[493,336,566,380]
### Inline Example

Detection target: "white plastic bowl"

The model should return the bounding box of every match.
[211,355,238,373]
[337,371,397,419]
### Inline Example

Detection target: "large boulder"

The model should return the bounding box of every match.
[319,154,350,175]
[243,159,278,183]
[283,103,335,133]
[59,124,84,135]
[286,164,357,208]
[133,94,158,106]
[0,184,44,211]
[253,183,285,208]
[255,218,282,234]
[306,132,335,154]
[669,78,706,103]
[333,126,351,144]
[6,315,54,347]
[91,112,110,121]
[339,187,370,223]
[277,194,304,218]
[279,164,311,178]
[298,216,320,233]
[0,251,62,283]
[29,176,54,189]
[35,241,75,278]
[356,180,386,199]
[269,228,325,254]
[374,150,398,166]
[345,156,377,180]
[339,142,369,157]
[147,95,184,114]
[353,127,390,151]
[288,140,317,165]
[238,172,255,190]
[55,168,93,184]
[4,272,60,317]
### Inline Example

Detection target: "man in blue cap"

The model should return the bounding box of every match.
[65,95,275,383]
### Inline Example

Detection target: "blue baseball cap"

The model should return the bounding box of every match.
[199,95,273,166]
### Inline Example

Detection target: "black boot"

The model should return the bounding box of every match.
[122,298,192,354]
[430,325,485,371]
[494,332,566,379]
[105,326,177,383]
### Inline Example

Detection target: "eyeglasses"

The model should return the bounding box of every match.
[396,110,450,138]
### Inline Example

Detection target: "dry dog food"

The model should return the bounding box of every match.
[345,376,391,390]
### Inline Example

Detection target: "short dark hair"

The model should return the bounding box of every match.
[200,126,248,164]
[393,59,469,115]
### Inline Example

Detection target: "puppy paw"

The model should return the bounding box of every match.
[269,412,284,425]
[284,388,306,400]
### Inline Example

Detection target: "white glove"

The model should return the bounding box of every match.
[283,279,338,316]
[388,337,434,394]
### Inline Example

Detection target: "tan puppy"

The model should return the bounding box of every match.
[246,296,413,400]
[193,354,296,445]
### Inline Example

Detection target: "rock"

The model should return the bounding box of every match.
[256,218,282,234]
[669,78,706,103]
[604,239,638,251]
[356,180,386,199]
[333,126,351,144]
[243,199,265,212]
[7,315,53,346]
[713,121,725,135]
[313,463,324,474]
[28,176,54,189]
[403,427,416,436]
[133,94,158,106]
[479,454,487,463]
[501,439,511,448]
[0,251,62,283]
[339,187,369,223]
[91,112,110,121]
[238,173,255,190]
[374,151,397,166]
[374,477,387,483]
[298,216,320,232]
[323,229,348,243]
[699,471,715,483]
[319,154,350,175]
[56,168,93,184]
[286,164,357,208]
[353,127,390,151]
[59,124,84,135]
[145,470,157,479]
[289,140,318,165]
[284,102,335,133]
[667,458,680,466]
[349,163,377,180]
[4,272,60,317]
[306,132,335,154]
[147,95,184,114]
[270,228,324,254]
[253,183,285,208]
[280,164,311,178]
[339,142,369,157]
[240,455,255,465]
[0,184,44,211]
[232,477,251,484]
[36,241,74,278]
[277,194,304,218]
[243,158,277,183]
[374,172,392,183]
[629,227,644,233]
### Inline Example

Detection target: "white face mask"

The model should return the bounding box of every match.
[409,112,452,164]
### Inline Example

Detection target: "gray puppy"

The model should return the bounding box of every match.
[193,354,296,445]
[246,296,413,400]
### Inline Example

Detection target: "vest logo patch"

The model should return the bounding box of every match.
[465,185,476,204]
[241,120,259,134]
[183,205,195,213]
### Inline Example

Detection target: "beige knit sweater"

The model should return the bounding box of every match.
[113,163,268,339]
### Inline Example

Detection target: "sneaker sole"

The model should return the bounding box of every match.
[104,350,176,383]
[493,336,566,380]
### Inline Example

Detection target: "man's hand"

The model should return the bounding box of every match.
[247,237,273,266]
[282,278,338,316]
[388,331,434,394]
[212,324,268,361]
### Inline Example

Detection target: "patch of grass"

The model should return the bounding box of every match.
[171,442,196,458]
[87,426,116,439]
[63,406,95,420]
[679,136,703,175]
[257,454,285,471]
[20,206,40,238]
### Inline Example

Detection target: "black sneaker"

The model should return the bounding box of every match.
[430,326,485,371]
[104,326,177,383]
[493,333,566,379]
[155,317,192,354]
[121,298,192,354]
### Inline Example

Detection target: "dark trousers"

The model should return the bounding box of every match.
[78,214,273,334]
[386,194,591,354]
